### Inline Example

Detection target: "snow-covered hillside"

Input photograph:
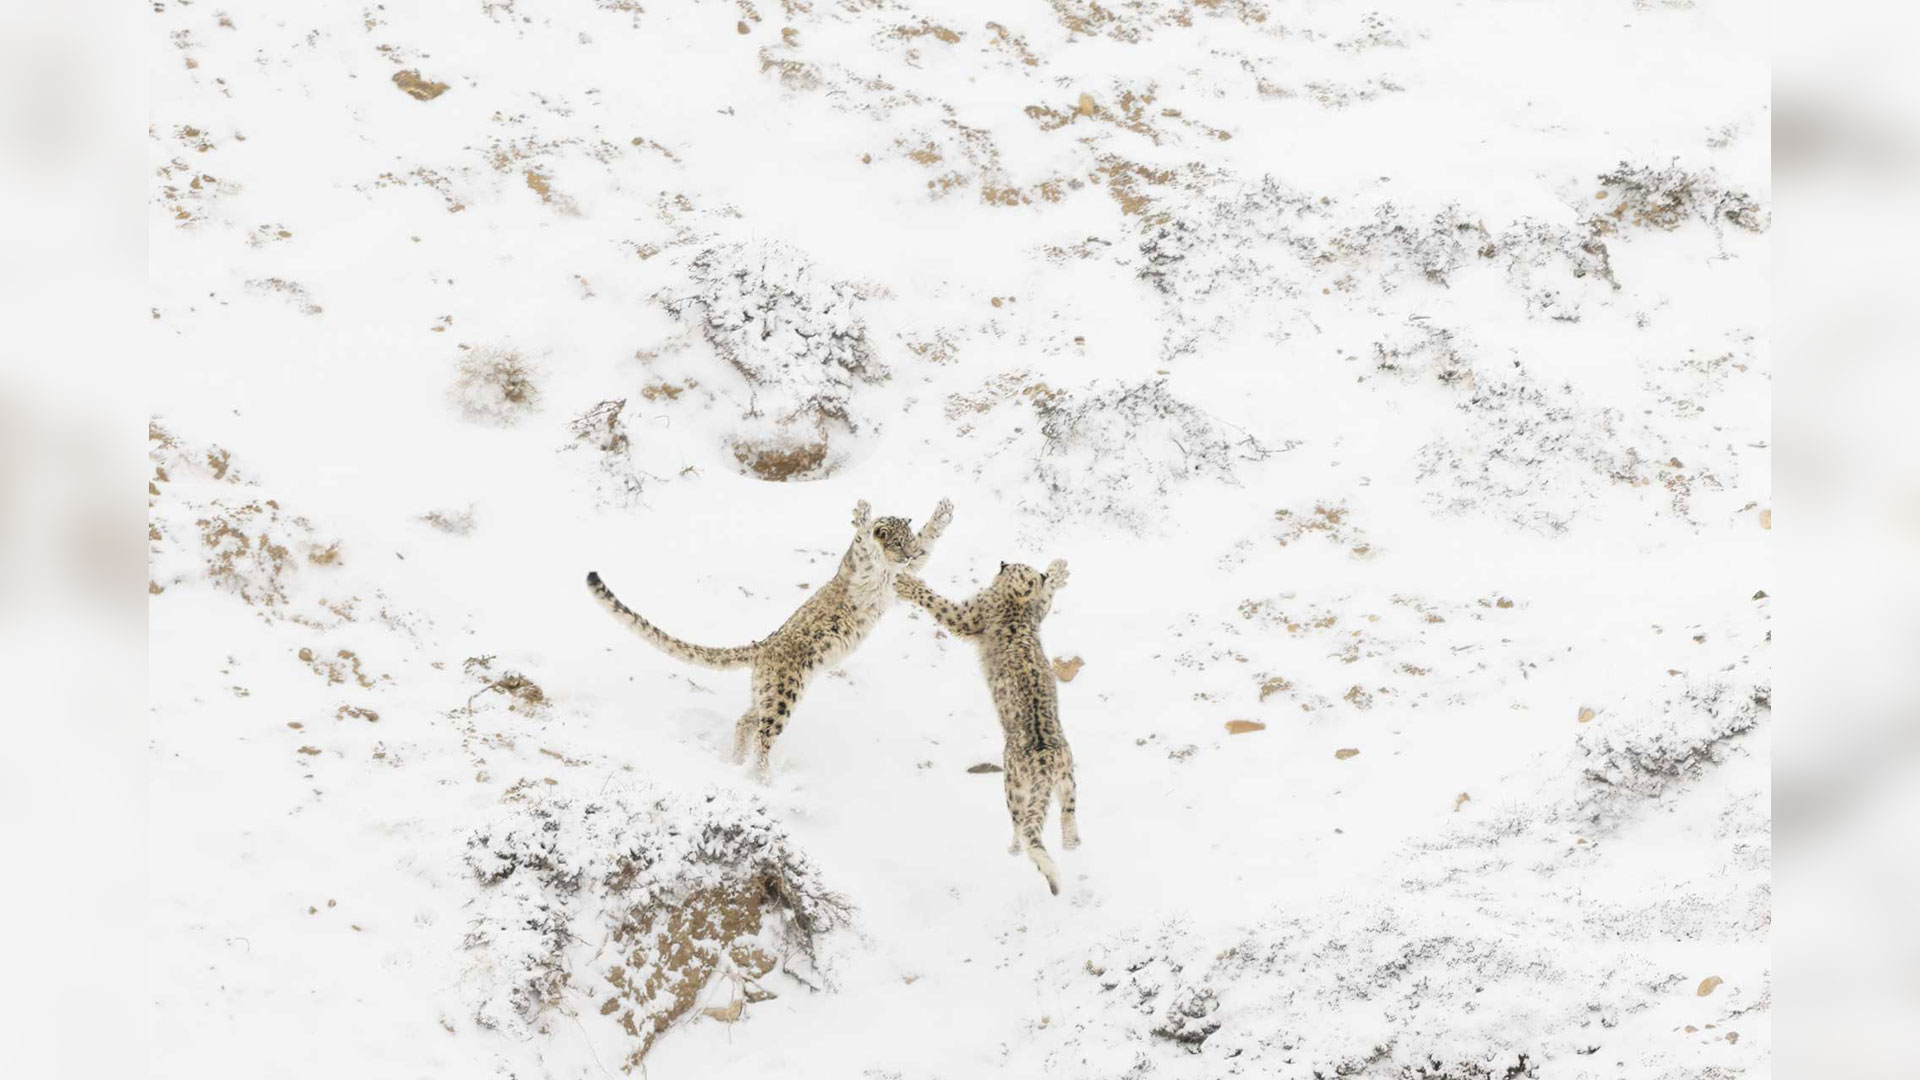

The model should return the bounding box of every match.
[148,1,1769,1076]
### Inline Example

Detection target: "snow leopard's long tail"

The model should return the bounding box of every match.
[586,571,759,671]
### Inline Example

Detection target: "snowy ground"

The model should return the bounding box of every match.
[149,1,1769,1077]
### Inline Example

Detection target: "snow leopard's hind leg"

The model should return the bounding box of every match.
[1057,763,1080,850]
[747,667,807,782]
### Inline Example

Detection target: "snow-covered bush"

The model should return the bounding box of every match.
[1026,378,1245,532]
[449,345,541,426]
[460,787,850,1068]
[668,240,886,481]
[1594,161,1768,235]
[1575,679,1769,809]
[563,398,655,507]
[1045,907,1630,1079]
[148,423,341,609]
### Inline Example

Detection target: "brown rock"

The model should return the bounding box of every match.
[1334,747,1360,760]
[392,70,449,102]
[1225,720,1266,735]
[1052,655,1085,682]
[1696,975,1723,997]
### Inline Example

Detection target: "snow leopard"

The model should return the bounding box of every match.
[587,497,953,780]
[893,559,1078,895]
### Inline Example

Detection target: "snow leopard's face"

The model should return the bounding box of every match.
[995,562,1049,596]
[871,516,918,566]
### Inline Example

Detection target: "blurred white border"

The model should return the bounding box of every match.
[0,4,144,1075]
[1776,0,1920,1074]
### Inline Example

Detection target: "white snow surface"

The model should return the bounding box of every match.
[149,1,1770,1077]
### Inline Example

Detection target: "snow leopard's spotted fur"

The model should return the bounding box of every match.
[588,498,953,780]
[894,559,1079,895]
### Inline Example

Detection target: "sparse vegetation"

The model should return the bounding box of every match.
[565,399,657,506]
[666,240,886,482]
[449,345,540,426]
[463,655,548,716]
[1025,378,1244,532]
[1595,161,1768,234]
[461,789,851,1066]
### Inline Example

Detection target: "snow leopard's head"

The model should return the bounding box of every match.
[995,561,1050,598]
[871,516,918,566]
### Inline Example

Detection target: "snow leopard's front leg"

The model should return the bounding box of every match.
[1034,558,1069,613]
[906,497,954,574]
[894,574,985,637]
[844,498,884,580]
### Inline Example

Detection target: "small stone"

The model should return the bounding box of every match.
[1696,975,1723,996]
[391,70,450,102]
[966,762,1004,774]
[1577,707,1596,723]
[1052,655,1085,682]
[1225,720,1266,735]
[1334,747,1360,760]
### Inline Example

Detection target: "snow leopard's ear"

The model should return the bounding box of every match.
[1000,561,1008,572]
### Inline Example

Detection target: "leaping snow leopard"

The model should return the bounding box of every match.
[587,498,953,780]
[894,559,1079,895]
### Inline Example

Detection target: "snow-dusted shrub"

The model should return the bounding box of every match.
[148,423,340,608]
[1025,379,1245,532]
[1595,161,1768,234]
[1315,203,1487,289]
[563,398,655,507]
[1046,907,1628,1079]
[449,345,540,426]
[667,240,885,481]
[1414,371,1641,534]
[1575,679,1769,807]
[460,788,849,1068]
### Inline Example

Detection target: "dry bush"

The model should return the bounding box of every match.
[461,789,850,1066]
[449,345,541,426]
[462,655,548,716]
[1027,378,1249,532]
[149,424,343,607]
[565,399,657,506]
[1595,161,1768,234]
[419,507,476,535]
[666,240,885,481]
[1575,679,1770,810]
